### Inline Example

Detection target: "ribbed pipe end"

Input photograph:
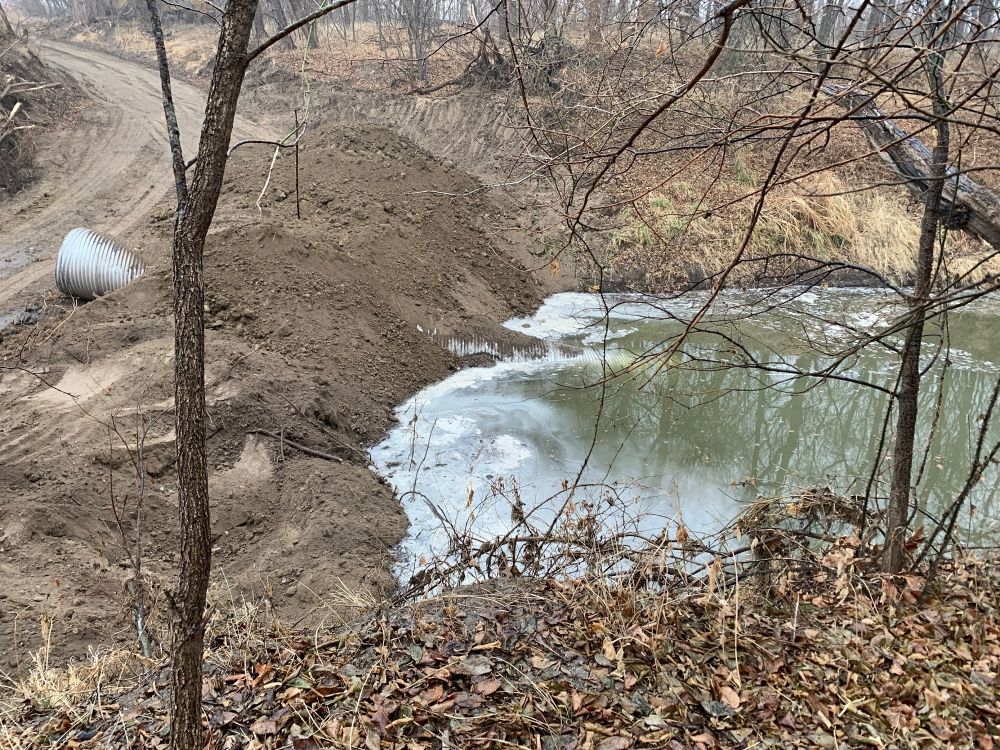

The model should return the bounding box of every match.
[55,228,145,301]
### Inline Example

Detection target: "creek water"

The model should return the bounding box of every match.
[372,289,1000,568]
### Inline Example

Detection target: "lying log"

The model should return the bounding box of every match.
[825,86,1000,249]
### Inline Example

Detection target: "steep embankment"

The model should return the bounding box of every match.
[0,92,566,666]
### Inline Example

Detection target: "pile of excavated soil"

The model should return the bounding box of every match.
[0,120,568,666]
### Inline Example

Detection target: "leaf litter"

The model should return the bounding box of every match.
[3,543,998,749]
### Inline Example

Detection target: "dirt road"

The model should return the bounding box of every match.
[0,39,260,314]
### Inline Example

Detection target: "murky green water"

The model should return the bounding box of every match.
[373,289,1000,563]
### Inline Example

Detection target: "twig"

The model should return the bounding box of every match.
[247,429,344,462]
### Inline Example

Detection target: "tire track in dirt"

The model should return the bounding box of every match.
[0,39,262,312]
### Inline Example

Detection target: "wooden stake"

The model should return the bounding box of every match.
[294,108,301,220]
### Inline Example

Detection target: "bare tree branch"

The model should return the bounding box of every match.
[245,0,359,65]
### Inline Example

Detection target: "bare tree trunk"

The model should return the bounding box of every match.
[586,0,601,46]
[495,0,509,45]
[541,0,557,35]
[826,85,1000,251]
[145,0,258,747]
[143,0,359,740]
[277,0,298,45]
[980,0,998,38]
[172,7,260,745]
[818,0,842,44]
[268,0,296,48]
[883,46,950,574]
[253,4,268,40]
[292,0,319,47]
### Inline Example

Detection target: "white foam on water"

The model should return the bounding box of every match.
[582,326,638,345]
[374,287,1000,571]
[503,292,683,341]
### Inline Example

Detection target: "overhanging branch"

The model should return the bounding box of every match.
[245,0,359,66]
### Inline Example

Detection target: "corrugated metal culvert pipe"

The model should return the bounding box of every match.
[55,228,145,301]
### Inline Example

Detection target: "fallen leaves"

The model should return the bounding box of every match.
[5,557,1000,749]
[717,684,741,710]
[449,654,492,676]
[248,718,277,736]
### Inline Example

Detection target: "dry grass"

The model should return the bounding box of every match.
[0,596,311,746]
[0,576,379,745]
[1,647,151,714]
[72,22,217,76]
[0,628,154,749]
[949,252,1000,286]
[606,170,981,289]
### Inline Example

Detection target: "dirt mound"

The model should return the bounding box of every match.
[0,119,567,666]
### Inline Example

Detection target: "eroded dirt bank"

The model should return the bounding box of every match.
[0,104,569,665]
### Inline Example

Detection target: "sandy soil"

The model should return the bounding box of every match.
[0,41,573,666]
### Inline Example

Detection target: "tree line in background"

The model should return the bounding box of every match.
[12,0,1000,57]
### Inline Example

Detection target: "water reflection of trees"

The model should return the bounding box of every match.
[523,324,999,543]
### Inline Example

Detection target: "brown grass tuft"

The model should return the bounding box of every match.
[605,170,981,289]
